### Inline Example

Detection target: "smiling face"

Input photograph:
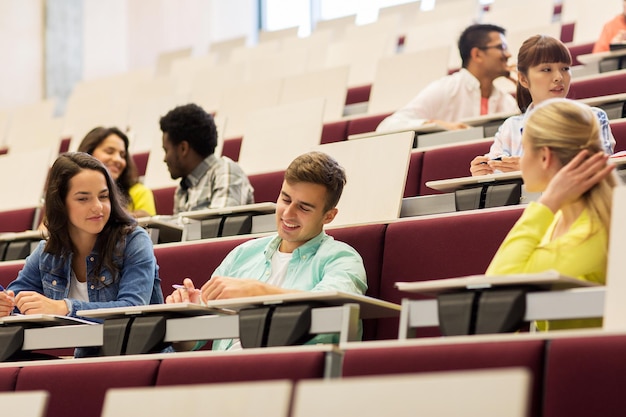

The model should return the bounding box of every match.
[275,180,337,253]
[65,169,111,240]
[479,32,512,79]
[162,132,187,179]
[519,62,571,105]
[91,134,127,180]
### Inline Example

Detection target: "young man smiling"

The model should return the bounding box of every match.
[166,151,367,350]
[377,23,519,132]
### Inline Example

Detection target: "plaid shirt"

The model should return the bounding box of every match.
[174,154,254,214]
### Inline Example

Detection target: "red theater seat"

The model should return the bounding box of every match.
[248,170,284,203]
[404,151,423,198]
[222,137,242,161]
[0,260,25,289]
[419,141,493,196]
[154,236,251,291]
[152,186,176,216]
[0,208,37,233]
[327,223,387,340]
[321,120,349,144]
[543,334,626,417]
[346,113,392,138]
[0,367,19,391]
[568,71,626,100]
[15,360,160,417]
[610,119,626,153]
[156,349,327,386]
[377,207,523,339]
[132,151,149,177]
[342,339,546,417]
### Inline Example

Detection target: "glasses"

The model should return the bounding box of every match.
[479,43,509,52]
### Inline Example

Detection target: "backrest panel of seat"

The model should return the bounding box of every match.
[404,151,423,198]
[0,367,19,391]
[154,236,252,291]
[341,339,545,417]
[0,260,25,288]
[152,186,176,216]
[248,170,284,203]
[610,119,626,153]
[377,207,523,339]
[0,208,37,233]
[156,350,327,386]
[345,113,391,138]
[419,141,493,196]
[568,71,626,100]
[327,223,387,341]
[15,360,160,417]
[543,334,626,417]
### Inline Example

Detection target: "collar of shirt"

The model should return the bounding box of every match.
[181,154,219,190]
[458,68,481,92]
[263,231,328,261]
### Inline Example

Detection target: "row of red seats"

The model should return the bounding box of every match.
[0,331,623,417]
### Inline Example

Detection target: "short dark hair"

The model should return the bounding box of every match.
[44,152,135,278]
[159,103,217,158]
[284,151,346,211]
[458,23,506,68]
[77,126,138,204]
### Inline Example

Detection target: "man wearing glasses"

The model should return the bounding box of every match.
[377,23,519,132]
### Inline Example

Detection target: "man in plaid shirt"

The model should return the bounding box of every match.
[160,103,254,214]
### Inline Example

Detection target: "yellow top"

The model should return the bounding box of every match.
[128,182,156,216]
[486,202,607,330]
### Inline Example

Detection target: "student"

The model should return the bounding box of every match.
[166,151,367,350]
[78,126,156,217]
[592,0,626,53]
[470,35,615,176]
[0,153,163,321]
[159,103,255,214]
[486,98,617,330]
[376,23,519,132]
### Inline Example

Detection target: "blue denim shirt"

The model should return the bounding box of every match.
[8,226,163,319]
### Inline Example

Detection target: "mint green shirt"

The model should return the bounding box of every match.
[211,231,367,350]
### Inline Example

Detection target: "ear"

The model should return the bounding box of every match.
[323,208,338,225]
[539,146,552,169]
[470,46,482,63]
[178,140,190,156]
[518,72,530,89]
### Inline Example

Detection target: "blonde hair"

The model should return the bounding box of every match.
[523,98,616,235]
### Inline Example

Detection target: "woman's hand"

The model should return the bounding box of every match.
[539,150,614,213]
[0,290,15,316]
[14,291,69,315]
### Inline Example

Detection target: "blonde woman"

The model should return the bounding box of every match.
[486,98,617,330]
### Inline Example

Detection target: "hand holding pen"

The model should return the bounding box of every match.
[166,278,202,304]
[0,284,16,316]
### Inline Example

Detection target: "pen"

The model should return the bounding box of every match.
[0,284,15,315]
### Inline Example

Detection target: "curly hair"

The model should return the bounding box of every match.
[159,103,217,157]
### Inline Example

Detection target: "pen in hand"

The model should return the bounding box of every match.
[0,284,15,315]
